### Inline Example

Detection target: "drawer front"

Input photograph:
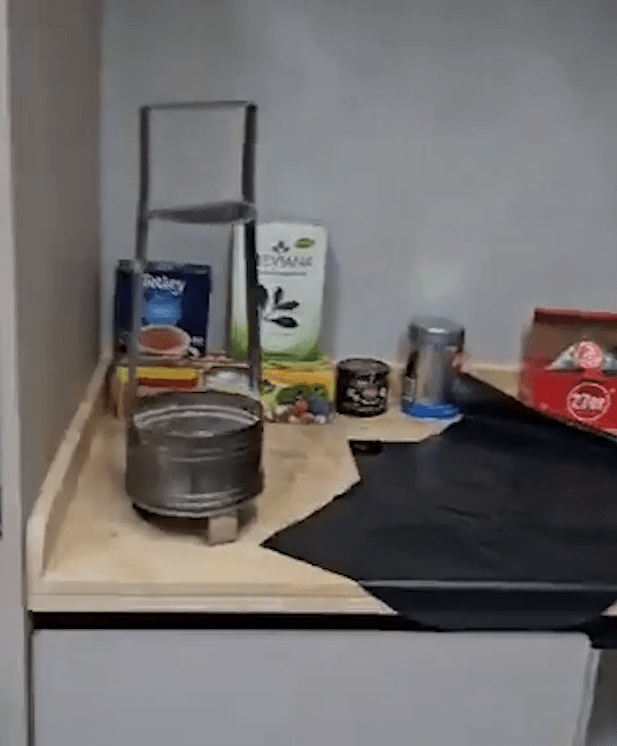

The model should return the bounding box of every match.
[34,629,593,746]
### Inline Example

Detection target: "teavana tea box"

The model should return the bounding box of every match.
[231,223,327,361]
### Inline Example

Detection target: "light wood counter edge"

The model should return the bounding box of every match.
[28,593,391,614]
[27,357,110,588]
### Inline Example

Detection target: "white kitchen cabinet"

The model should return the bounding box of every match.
[33,629,594,746]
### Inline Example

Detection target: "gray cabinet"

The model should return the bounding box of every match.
[34,629,594,746]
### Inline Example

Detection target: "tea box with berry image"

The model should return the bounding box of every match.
[261,359,335,424]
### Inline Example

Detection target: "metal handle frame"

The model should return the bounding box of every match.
[127,101,261,422]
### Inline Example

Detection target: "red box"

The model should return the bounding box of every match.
[519,308,617,434]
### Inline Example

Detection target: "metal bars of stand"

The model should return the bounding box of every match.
[124,101,263,541]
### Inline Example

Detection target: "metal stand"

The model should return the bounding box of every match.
[125,101,262,541]
[127,100,261,410]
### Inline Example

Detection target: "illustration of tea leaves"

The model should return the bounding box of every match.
[271,316,298,328]
[263,286,300,327]
[257,284,268,311]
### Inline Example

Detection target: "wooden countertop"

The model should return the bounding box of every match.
[28,362,617,616]
[27,358,447,613]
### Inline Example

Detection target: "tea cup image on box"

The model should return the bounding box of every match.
[114,261,211,357]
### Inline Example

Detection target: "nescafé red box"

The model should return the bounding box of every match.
[519,308,617,433]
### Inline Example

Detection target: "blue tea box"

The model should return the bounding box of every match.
[114,260,211,357]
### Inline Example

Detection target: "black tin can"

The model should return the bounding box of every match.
[336,358,390,416]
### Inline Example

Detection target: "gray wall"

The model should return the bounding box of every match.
[102,0,617,362]
[0,3,101,738]
[9,0,102,515]
[0,0,26,738]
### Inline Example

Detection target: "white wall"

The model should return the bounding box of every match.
[9,0,102,516]
[102,0,617,362]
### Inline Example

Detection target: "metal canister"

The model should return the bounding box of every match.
[401,316,464,419]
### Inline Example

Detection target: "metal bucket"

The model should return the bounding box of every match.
[126,390,263,517]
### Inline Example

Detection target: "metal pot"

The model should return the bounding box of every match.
[127,390,263,517]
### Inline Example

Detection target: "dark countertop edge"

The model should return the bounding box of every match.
[29,611,617,648]
[31,612,428,632]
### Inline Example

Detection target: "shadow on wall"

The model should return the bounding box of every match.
[320,245,339,358]
[587,652,617,746]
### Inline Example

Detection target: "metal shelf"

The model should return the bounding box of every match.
[148,200,256,226]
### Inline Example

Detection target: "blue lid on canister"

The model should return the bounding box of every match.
[401,399,460,420]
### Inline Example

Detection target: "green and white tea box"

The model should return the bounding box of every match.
[231,222,327,361]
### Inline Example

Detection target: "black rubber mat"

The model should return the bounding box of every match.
[264,375,617,632]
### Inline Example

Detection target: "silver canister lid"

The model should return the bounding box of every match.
[409,316,465,348]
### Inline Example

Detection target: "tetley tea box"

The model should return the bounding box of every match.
[114,260,211,357]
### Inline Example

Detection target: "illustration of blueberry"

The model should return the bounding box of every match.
[309,392,330,417]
